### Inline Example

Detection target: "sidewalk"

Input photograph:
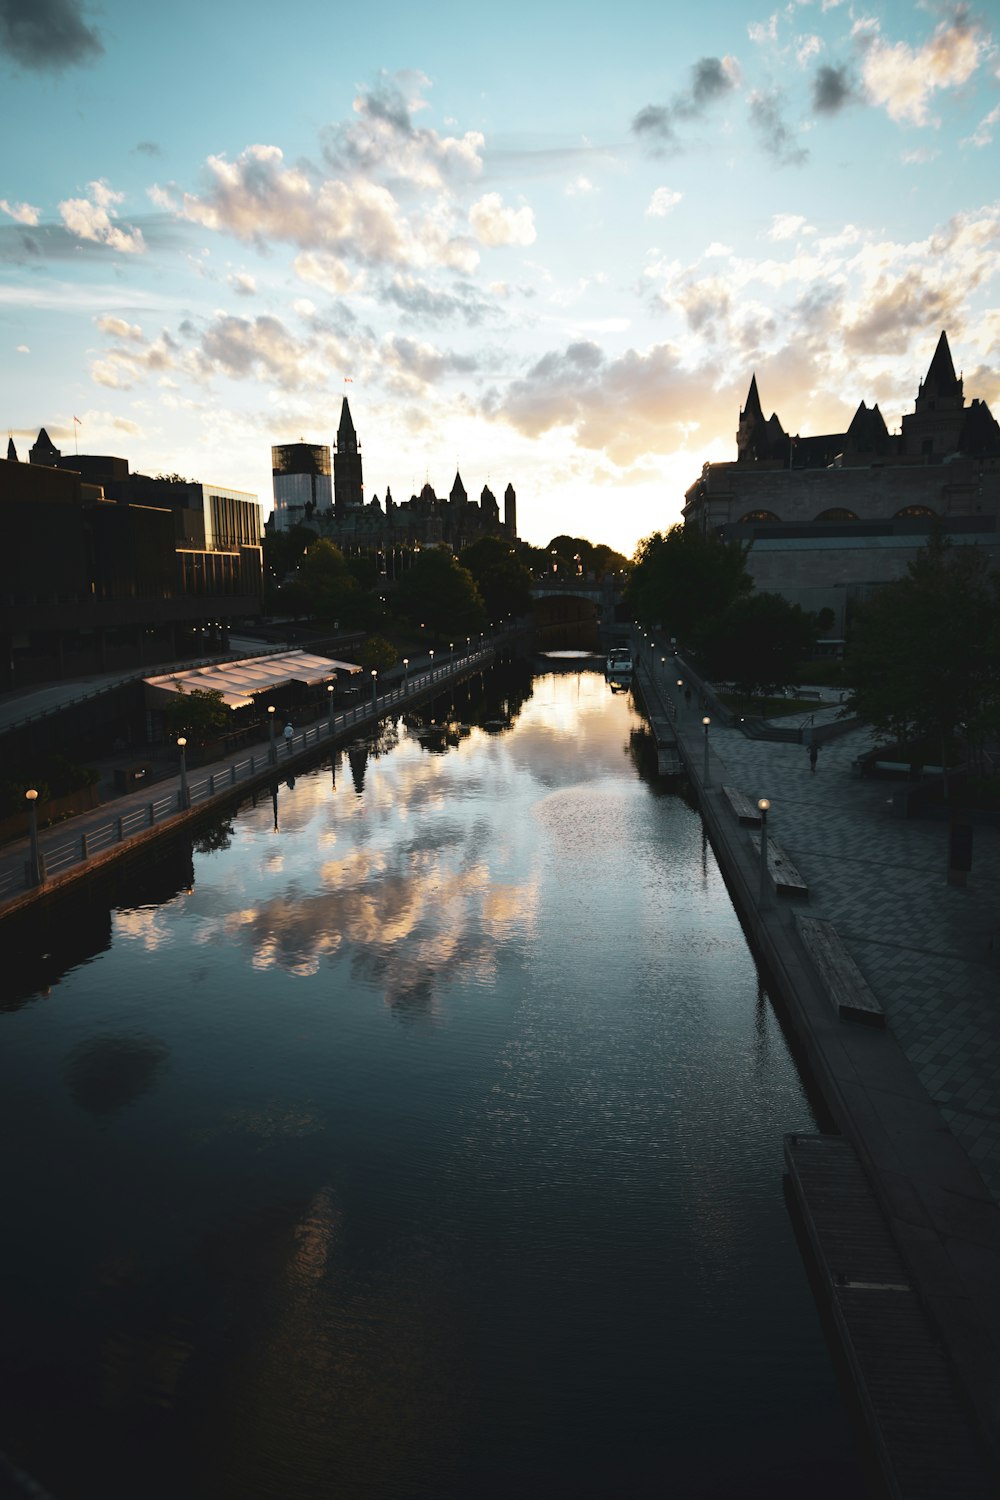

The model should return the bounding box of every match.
[0,647,490,916]
[639,650,1000,1479]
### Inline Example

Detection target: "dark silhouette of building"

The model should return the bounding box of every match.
[1,437,263,689]
[683,331,1000,632]
[268,396,519,552]
[271,442,332,532]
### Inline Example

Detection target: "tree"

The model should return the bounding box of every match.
[297,538,361,624]
[395,548,487,638]
[846,532,1000,768]
[699,593,816,699]
[460,536,533,620]
[628,525,752,641]
[163,686,229,744]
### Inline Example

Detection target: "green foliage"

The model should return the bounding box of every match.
[359,635,397,672]
[395,547,487,637]
[163,686,229,744]
[0,753,98,817]
[262,523,318,585]
[699,592,816,698]
[297,538,362,624]
[544,535,629,579]
[628,524,752,639]
[845,532,1000,761]
[460,536,533,620]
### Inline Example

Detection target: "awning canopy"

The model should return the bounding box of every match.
[144,650,362,711]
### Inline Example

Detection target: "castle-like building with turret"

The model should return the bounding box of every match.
[683,332,1000,633]
[271,397,518,551]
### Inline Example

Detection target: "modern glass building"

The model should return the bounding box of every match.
[271,443,333,532]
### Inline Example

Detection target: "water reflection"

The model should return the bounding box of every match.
[0,662,863,1499]
[63,1034,170,1117]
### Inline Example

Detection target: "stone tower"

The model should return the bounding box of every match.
[333,397,364,514]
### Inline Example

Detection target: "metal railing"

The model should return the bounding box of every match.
[3,647,495,901]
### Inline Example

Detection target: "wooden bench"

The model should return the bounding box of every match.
[722,785,762,826]
[795,914,885,1027]
[750,833,809,898]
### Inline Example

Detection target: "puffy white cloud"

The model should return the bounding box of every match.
[0,198,40,225]
[964,102,1000,148]
[156,143,475,271]
[16,343,28,353]
[565,176,596,197]
[324,71,484,190]
[768,212,816,241]
[293,252,365,295]
[95,314,143,340]
[228,271,256,296]
[860,8,988,126]
[59,180,146,253]
[646,187,683,217]
[469,193,536,248]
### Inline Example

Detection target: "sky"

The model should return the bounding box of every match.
[0,0,998,556]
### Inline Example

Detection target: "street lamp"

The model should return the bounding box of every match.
[327,680,335,727]
[177,736,189,809]
[371,668,378,710]
[429,649,435,672]
[25,788,41,886]
[267,704,276,765]
[757,799,771,907]
[702,716,711,787]
[403,657,409,687]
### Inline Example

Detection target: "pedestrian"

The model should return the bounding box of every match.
[284,721,293,755]
[809,743,818,772]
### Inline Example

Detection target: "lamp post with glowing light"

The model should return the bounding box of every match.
[429,649,435,675]
[327,681,335,728]
[25,788,41,886]
[403,657,409,688]
[177,736,189,809]
[267,705,276,766]
[702,717,711,787]
[757,799,771,906]
[371,669,378,712]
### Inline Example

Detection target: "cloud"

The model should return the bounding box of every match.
[469,192,536,247]
[0,197,40,225]
[964,101,1000,148]
[134,140,162,157]
[293,250,365,295]
[0,0,102,72]
[565,176,596,197]
[383,273,494,327]
[196,312,329,389]
[59,179,146,253]
[95,314,144,340]
[748,89,809,165]
[813,63,856,114]
[16,343,28,353]
[228,271,256,296]
[383,334,481,393]
[768,212,815,240]
[632,55,740,150]
[322,70,484,190]
[482,338,735,465]
[646,187,683,218]
[156,143,476,271]
[860,6,988,126]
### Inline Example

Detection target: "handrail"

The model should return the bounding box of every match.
[4,643,500,901]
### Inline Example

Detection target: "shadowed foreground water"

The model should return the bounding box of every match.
[0,666,870,1498]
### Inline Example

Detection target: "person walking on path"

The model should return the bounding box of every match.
[284,721,294,756]
[809,742,818,772]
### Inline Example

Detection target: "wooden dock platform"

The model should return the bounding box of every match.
[785,1133,996,1498]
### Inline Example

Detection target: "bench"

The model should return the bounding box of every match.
[795,914,885,1027]
[750,833,809,898]
[722,785,762,826]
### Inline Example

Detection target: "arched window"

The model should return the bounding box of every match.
[815,508,858,523]
[894,505,936,519]
[737,510,781,524]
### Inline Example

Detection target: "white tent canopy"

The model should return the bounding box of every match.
[144,650,362,711]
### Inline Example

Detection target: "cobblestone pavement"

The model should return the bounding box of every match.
[669,684,1000,1202]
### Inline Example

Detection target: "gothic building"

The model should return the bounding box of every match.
[269,397,519,550]
[683,331,1000,633]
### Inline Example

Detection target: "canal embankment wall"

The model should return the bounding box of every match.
[634,649,1000,1487]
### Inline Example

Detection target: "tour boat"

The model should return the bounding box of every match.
[605,647,633,678]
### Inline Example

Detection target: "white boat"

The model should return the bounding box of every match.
[606,646,633,677]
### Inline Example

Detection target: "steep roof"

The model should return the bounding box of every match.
[741,374,764,422]
[845,400,891,454]
[450,469,467,503]
[922,330,961,398]
[6,436,17,462]
[337,397,356,439]
[957,399,1000,458]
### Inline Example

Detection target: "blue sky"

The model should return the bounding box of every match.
[1,0,998,554]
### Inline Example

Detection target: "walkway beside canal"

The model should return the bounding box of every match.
[0,643,496,917]
[637,648,1000,1490]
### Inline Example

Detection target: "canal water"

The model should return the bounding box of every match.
[0,661,868,1499]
